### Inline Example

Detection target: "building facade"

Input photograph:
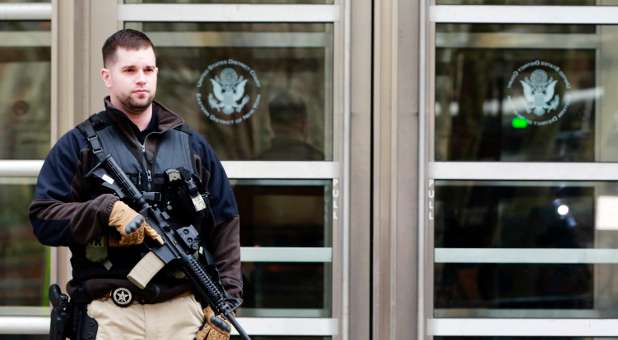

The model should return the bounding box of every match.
[2,0,618,339]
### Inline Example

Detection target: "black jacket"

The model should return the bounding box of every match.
[29,98,242,298]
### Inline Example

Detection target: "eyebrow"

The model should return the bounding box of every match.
[120,65,156,70]
[120,65,157,69]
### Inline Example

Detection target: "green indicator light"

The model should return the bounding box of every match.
[512,117,528,129]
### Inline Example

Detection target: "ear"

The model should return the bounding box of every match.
[100,68,112,89]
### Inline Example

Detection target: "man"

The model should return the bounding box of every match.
[29,29,241,340]
[257,90,323,161]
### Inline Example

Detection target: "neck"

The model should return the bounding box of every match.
[110,96,152,131]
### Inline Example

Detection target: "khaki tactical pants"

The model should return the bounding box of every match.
[86,293,204,340]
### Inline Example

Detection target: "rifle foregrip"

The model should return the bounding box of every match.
[185,256,226,308]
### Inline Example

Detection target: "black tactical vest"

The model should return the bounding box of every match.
[74,111,202,279]
[79,111,196,202]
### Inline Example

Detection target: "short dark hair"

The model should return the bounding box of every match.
[102,29,154,67]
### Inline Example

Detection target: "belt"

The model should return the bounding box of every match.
[103,288,191,307]
[68,278,192,306]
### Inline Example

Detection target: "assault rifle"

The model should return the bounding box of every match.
[87,154,250,340]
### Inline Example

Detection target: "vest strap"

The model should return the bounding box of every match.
[77,118,107,163]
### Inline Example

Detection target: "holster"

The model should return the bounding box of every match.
[49,284,73,340]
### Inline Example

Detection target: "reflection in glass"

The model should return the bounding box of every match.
[435,182,594,249]
[0,21,50,159]
[233,180,331,317]
[126,0,332,3]
[436,24,599,161]
[257,91,324,160]
[0,0,49,2]
[438,23,595,34]
[232,338,330,340]
[435,23,618,162]
[430,24,618,162]
[434,180,618,317]
[0,336,49,340]
[436,263,593,310]
[436,338,610,340]
[0,181,49,306]
[0,21,51,31]
[233,180,330,247]
[239,262,330,316]
[437,0,618,4]
[125,22,332,161]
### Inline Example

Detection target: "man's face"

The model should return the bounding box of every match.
[101,47,158,115]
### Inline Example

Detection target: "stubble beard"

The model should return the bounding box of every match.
[121,92,155,115]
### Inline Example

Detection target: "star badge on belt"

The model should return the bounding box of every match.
[112,287,133,307]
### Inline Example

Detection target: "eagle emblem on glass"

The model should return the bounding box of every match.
[520,69,560,117]
[506,59,571,126]
[196,59,262,125]
[208,68,250,115]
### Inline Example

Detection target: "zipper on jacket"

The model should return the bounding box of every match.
[140,133,155,191]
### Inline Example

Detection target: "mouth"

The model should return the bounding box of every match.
[132,90,149,94]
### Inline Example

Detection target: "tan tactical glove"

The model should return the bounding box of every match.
[108,201,163,247]
[195,306,231,340]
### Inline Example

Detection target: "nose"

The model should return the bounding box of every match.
[136,70,147,85]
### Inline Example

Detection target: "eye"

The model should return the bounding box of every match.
[124,67,136,74]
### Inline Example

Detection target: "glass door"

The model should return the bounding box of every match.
[117,1,346,338]
[0,1,53,338]
[427,2,618,338]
